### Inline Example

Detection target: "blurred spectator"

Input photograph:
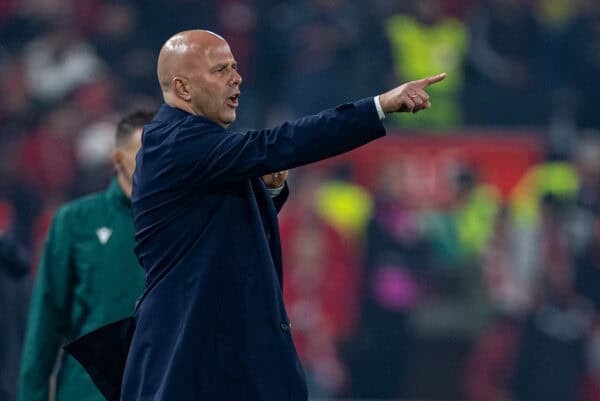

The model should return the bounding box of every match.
[423,164,499,271]
[452,166,500,260]
[498,161,579,315]
[508,164,579,316]
[569,134,600,257]
[17,111,150,401]
[0,58,38,140]
[313,165,373,241]
[468,194,595,401]
[385,0,467,128]
[510,154,579,225]
[16,102,80,203]
[344,162,428,398]
[416,163,499,341]
[23,23,103,103]
[0,0,72,53]
[280,172,360,397]
[482,206,532,316]
[463,0,548,127]
[0,236,30,401]
[72,117,116,197]
[511,193,591,401]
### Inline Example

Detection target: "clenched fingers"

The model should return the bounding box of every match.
[405,87,431,113]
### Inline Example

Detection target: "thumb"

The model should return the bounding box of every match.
[415,72,447,88]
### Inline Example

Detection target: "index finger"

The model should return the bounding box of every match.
[415,72,447,88]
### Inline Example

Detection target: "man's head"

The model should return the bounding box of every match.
[157,30,242,127]
[111,110,155,197]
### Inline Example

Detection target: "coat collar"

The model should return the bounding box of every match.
[106,178,130,208]
[155,103,189,121]
[154,104,224,130]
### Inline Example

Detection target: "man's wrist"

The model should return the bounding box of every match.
[267,185,284,198]
[374,96,386,120]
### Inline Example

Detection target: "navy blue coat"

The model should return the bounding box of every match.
[121,98,386,401]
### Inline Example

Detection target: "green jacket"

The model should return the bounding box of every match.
[18,179,145,401]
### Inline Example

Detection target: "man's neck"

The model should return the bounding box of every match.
[116,173,132,199]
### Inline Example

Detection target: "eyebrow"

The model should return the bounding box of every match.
[211,61,237,71]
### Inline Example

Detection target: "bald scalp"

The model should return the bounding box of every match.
[157,30,227,93]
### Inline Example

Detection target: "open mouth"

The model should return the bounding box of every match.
[227,93,240,107]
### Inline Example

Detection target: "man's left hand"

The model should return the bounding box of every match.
[262,171,288,188]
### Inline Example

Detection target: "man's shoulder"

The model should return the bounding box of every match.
[139,113,225,172]
[146,114,223,139]
[55,188,109,222]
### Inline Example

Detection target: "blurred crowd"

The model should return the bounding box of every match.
[1,0,600,400]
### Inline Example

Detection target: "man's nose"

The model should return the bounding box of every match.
[230,69,242,86]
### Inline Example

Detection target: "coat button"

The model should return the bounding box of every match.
[280,322,290,331]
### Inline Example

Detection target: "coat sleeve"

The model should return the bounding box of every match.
[173,98,386,187]
[17,207,75,401]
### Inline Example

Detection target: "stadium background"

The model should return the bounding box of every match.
[1,0,600,400]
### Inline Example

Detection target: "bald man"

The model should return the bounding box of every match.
[66,30,445,401]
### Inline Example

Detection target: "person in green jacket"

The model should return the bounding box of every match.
[17,110,154,401]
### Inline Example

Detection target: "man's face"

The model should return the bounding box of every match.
[188,42,242,127]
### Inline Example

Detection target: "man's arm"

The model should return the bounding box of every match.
[171,74,446,187]
[174,98,385,187]
[17,207,74,401]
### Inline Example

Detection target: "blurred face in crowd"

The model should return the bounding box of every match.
[112,127,142,198]
[415,0,443,24]
[158,30,242,128]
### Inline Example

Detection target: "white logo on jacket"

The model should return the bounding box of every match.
[96,227,112,244]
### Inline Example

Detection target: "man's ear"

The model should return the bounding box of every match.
[173,77,192,101]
